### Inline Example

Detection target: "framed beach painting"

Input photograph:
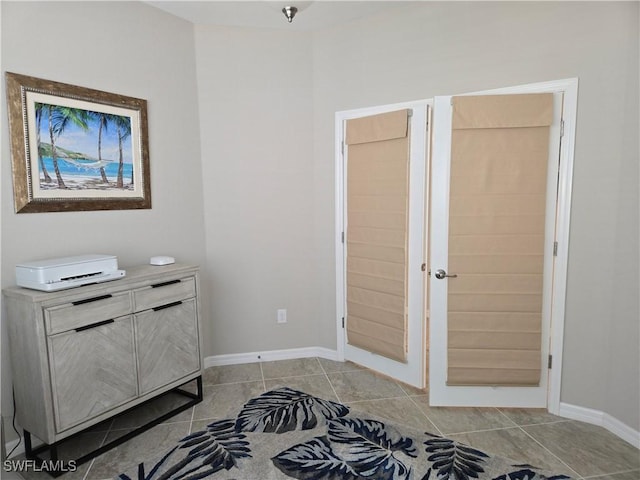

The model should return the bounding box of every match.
[5,72,151,213]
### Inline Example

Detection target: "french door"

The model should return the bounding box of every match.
[335,100,430,389]
[429,79,577,409]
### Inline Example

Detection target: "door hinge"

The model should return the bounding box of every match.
[548,354,553,369]
[341,141,345,155]
[421,263,426,272]
[341,231,345,244]
[342,317,345,328]
[560,119,565,138]
[553,241,558,256]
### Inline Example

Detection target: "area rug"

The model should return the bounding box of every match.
[117,387,572,480]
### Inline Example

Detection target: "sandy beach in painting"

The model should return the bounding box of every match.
[38,175,134,191]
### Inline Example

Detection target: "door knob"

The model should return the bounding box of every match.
[434,269,457,279]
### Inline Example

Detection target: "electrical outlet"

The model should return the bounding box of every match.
[277,309,287,324]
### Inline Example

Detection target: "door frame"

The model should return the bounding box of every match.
[428,78,578,413]
[335,99,431,388]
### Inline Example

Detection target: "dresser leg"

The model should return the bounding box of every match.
[23,430,62,477]
[49,443,58,462]
[23,430,32,457]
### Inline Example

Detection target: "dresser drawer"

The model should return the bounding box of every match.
[45,291,132,335]
[133,276,196,312]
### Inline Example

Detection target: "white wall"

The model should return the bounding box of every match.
[194,26,319,355]
[0,1,206,442]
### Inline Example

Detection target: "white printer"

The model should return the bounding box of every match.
[16,254,126,292]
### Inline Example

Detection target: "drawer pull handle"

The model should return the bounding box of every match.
[151,279,181,288]
[72,294,113,306]
[75,319,115,332]
[153,301,183,312]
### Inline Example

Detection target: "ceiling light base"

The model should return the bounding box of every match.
[282,6,298,23]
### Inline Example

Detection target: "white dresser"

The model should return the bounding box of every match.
[3,263,203,454]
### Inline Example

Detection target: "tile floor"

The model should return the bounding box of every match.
[10,357,640,480]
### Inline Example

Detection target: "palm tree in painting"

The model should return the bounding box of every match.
[112,115,132,188]
[34,103,52,183]
[94,112,110,183]
[47,106,90,189]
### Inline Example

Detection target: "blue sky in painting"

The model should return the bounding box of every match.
[38,106,134,164]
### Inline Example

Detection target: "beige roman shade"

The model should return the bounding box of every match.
[345,109,410,363]
[447,93,554,386]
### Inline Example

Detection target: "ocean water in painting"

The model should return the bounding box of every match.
[39,156,133,179]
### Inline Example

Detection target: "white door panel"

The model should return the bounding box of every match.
[336,101,430,388]
[429,86,567,407]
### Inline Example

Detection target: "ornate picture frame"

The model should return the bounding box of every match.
[5,72,151,213]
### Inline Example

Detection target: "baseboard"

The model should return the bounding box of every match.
[559,402,640,449]
[204,346,339,368]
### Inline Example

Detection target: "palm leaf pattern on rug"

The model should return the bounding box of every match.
[328,417,418,478]
[424,433,489,480]
[117,388,573,480]
[119,419,251,480]
[272,436,362,480]
[272,417,417,479]
[235,387,349,433]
